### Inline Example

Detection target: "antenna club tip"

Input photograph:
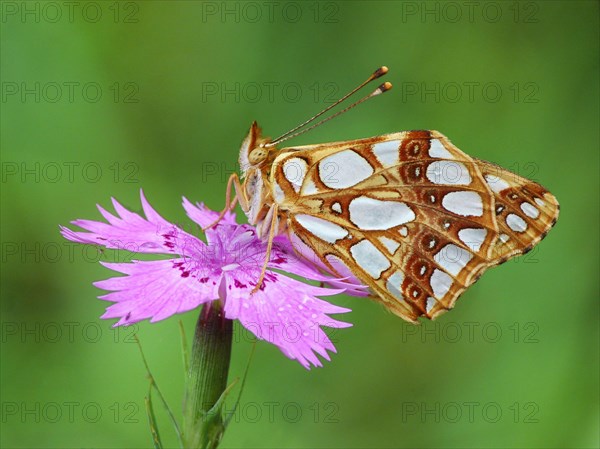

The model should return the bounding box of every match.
[373,66,389,78]
[371,82,393,97]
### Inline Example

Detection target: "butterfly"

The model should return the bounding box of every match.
[212,67,559,323]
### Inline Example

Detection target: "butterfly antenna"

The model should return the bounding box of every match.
[266,81,392,147]
[265,66,391,147]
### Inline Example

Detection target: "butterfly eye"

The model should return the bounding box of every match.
[249,147,268,165]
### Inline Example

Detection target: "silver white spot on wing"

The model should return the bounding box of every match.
[442,191,484,217]
[426,161,472,185]
[331,202,342,213]
[386,270,405,300]
[428,139,454,159]
[520,202,540,219]
[399,226,408,237]
[430,269,453,299]
[371,140,400,167]
[426,297,436,313]
[378,236,400,254]
[506,214,528,232]
[301,178,318,195]
[534,197,546,207]
[295,214,349,243]
[319,149,373,189]
[484,174,510,194]
[283,158,307,192]
[349,196,416,230]
[350,240,390,279]
[458,228,488,253]
[434,244,473,276]
[499,233,510,243]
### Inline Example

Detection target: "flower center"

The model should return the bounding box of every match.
[221,263,240,272]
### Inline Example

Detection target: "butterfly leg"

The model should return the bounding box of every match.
[251,204,279,294]
[204,173,246,230]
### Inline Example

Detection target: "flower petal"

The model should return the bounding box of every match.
[182,197,237,229]
[63,191,361,368]
[222,270,351,369]
[60,190,201,255]
[96,259,221,326]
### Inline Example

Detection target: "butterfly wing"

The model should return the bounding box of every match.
[270,130,558,322]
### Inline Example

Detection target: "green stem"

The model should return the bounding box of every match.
[183,301,233,449]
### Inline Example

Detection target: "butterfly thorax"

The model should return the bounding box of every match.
[237,122,282,232]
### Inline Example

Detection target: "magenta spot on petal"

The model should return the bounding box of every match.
[162,232,177,249]
[199,277,209,283]
[271,256,286,264]
[181,271,190,278]
[234,279,247,289]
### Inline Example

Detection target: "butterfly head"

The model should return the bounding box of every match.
[238,122,276,225]
[238,121,275,177]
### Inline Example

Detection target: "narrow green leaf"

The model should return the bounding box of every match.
[206,377,239,417]
[179,319,190,377]
[134,335,184,447]
[200,378,239,449]
[145,384,163,449]
[224,343,256,428]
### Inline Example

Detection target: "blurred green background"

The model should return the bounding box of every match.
[1,1,598,448]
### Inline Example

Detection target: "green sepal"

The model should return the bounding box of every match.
[183,302,233,449]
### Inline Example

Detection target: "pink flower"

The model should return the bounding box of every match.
[61,190,364,368]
